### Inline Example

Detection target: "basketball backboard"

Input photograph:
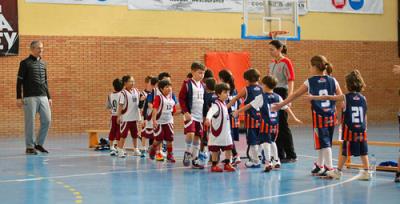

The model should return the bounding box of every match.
[242,0,301,41]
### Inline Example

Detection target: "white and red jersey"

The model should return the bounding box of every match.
[153,93,176,124]
[119,88,141,122]
[107,92,121,116]
[206,99,233,147]
[191,80,204,122]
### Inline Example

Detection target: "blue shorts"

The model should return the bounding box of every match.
[259,132,278,144]
[313,127,334,150]
[246,128,260,145]
[342,141,368,157]
[231,127,239,142]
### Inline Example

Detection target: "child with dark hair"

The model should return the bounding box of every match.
[116,75,146,158]
[227,68,263,168]
[179,61,206,168]
[204,69,214,79]
[150,73,179,161]
[149,79,177,163]
[219,69,242,166]
[199,77,217,165]
[234,76,301,172]
[158,72,171,81]
[273,55,343,177]
[140,76,159,157]
[106,78,124,156]
[306,70,371,180]
[204,83,236,172]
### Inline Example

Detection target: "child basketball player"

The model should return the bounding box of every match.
[116,75,146,158]
[307,70,371,180]
[204,83,236,172]
[140,76,159,157]
[149,79,177,163]
[273,55,343,177]
[179,62,206,169]
[227,68,262,168]
[199,77,217,165]
[106,78,123,156]
[234,76,301,172]
[219,69,242,166]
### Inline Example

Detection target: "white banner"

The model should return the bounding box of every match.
[128,0,308,15]
[307,0,383,14]
[26,0,127,5]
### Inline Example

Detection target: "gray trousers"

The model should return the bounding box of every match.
[23,96,51,148]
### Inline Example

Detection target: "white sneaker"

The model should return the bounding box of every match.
[327,169,342,179]
[132,148,141,156]
[245,161,261,168]
[272,160,281,169]
[358,170,371,181]
[232,155,241,166]
[118,149,126,158]
[110,146,117,156]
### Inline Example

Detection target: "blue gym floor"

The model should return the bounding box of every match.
[0,125,399,204]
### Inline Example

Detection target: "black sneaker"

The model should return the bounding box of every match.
[191,158,205,169]
[26,148,38,155]
[318,168,329,177]
[183,151,192,167]
[35,145,49,153]
[311,163,323,176]
[395,172,400,183]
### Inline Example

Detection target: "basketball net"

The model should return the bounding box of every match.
[269,30,289,45]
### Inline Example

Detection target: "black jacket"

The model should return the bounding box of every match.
[16,55,51,99]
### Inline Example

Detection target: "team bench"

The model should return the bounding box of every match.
[333,140,400,172]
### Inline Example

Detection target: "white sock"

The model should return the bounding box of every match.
[185,141,192,153]
[250,145,260,163]
[270,142,279,162]
[315,149,324,167]
[261,143,271,165]
[192,143,200,159]
[322,147,333,169]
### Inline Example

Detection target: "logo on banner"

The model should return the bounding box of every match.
[0,2,19,56]
[332,0,346,9]
[332,0,365,11]
[349,0,364,10]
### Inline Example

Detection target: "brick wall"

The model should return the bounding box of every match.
[1,35,399,136]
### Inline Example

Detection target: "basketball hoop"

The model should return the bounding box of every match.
[269,30,289,44]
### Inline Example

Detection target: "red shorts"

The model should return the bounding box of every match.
[154,123,174,142]
[120,121,139,139]
[209,145,233,152]
[141,128,154,139]
[109,116,120,141]
[184,119,203,137]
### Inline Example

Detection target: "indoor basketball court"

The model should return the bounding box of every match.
[0,0,399,204]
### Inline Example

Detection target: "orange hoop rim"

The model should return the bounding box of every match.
[268,30,289,38]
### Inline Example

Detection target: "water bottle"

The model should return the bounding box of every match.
[369,154,377,178]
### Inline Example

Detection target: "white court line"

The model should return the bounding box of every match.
[297,154,339,162]
[0,148,189,160]
[0,153,108,160]
[217,175,359,204]
[0,166,189,184]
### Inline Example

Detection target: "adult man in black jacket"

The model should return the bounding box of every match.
[16,41,52,155]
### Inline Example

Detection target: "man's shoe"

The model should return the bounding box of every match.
[26,148,38,155]
[34,145,49,153]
